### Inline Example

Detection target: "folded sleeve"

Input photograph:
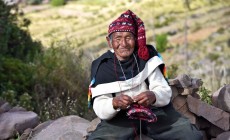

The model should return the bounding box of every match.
[148,67,172,107]
[93,94,119,120]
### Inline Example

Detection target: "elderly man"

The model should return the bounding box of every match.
[87,10,202,140]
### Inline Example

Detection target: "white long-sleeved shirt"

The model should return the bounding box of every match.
[93,67,172,120]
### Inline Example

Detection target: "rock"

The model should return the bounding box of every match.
[215,46,222,52]
[9,106,27,112]
[211,86,223,107]
[30,115,90,140]
[207,124,224,138]
[167,30,177,36]
[168,79,180,86]
[21,120,54,140]
[176,74,192,88]
[172,95,187,111]
[187,95,230,131]
[32,120,54,134]
[217,84,230,113]
[20,128,32,140]
[0,99,6,106]
[212,85,230,113]
[201,130,208,140]
[134,134,153,140]
[181,87,196,95]
[0,111,39,140]
[0,102,12,114]
[216,131,230,140]
[87,117,101,133]
[170,86,179,100]
[191,92,201,99]
[191,78,203,89]
[184,111,197,125]
[197,117,211,130]
[169,74,192,88]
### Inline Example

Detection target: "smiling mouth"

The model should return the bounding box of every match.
[120,48,130,51]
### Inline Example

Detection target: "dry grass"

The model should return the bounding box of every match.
[24,0,230,92]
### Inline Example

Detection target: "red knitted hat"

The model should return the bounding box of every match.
[108,10,149,60]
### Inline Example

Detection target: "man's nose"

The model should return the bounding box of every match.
[119,38,128,47]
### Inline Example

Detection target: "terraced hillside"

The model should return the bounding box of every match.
[24,0,230,92]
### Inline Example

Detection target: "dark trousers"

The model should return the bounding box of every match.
[87,103,203,140]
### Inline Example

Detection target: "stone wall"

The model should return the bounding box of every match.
[169,74,230,140]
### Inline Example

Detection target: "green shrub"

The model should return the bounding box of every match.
[0,90,17,105]
[0,57,34,94]
[167,64,178,79]
[27,0,42,5]
[217,27,225,34]
[199,86,211,104]
[0,1,42,62]
[0,1,42,113]
[207,53,219,61]
[156,33,168,53]
[154,16,175,28]
[19,92,34,110]
[51,0,65,6]
[32,40,94,121]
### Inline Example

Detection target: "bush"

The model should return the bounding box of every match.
[167,64,178,79]
[32,41,93,121]
[0,1,42,112]
[27,0,43,5]
[51,0,65,6]
[0,90,17,105]
[156,33,168,53]
[199,86,211,104]
[19,92,34,110]
[207,53,219,61]
[0,57,34,94]
[0,0,42,61]
[0,0,95,121]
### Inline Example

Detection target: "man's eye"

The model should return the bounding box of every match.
[115,38,121,41]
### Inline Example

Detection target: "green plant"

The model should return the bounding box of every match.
[207,53,219,61]
[0,1,41,112]
[156,33,168,53]
[51,0,65,6]
[167,64,178,79]
[32,40,94,121]
[199,86,211,104]
[19,92,34,110]
[0,0,42,62]
[154,16,175,28]
[0,90,17,105]
[0,57,34,94]
[26,0,42,5]
[217,27,225,34]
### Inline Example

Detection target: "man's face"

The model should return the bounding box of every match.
[107,32,136,61]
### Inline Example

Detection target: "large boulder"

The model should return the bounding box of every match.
[212,84,230,113]
[0,111,39,140]
[30,115,90,140]
[0,101,12,114]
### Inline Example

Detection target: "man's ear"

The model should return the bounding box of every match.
[106,36,112,48]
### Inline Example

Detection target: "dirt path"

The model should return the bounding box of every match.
[168,6,230,45]
[171,26,219,45]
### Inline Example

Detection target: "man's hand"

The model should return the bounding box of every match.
[112,94,133,110]
[133,91,156,107]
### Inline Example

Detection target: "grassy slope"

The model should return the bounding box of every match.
[24,0,230,91]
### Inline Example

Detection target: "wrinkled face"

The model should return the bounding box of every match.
[107,32,136,61]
